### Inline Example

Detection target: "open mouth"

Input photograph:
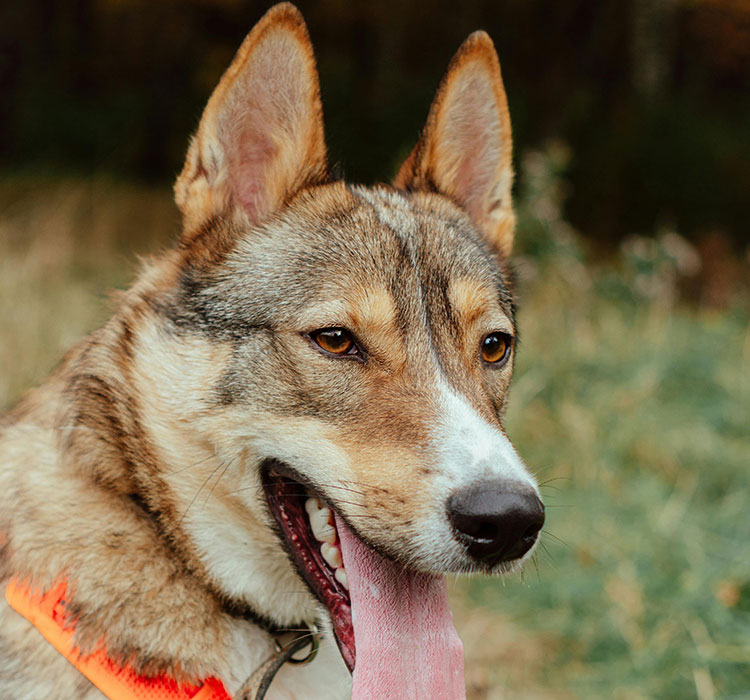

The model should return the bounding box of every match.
[262,466,355,671]
[262,461,466,698]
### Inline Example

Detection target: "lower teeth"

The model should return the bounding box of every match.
[321,542,343,569]
[335,567,349,589]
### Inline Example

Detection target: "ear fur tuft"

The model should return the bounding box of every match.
[394,30,515,257]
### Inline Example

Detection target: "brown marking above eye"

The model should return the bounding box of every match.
[448,277,492,327]
[349,286,403,364]
[310,328,357,356]
[481,332,512,366]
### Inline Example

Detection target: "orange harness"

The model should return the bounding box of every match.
[5,579,320,700]
[5,579,230,700]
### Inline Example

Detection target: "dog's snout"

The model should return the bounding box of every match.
[448,482,544,565]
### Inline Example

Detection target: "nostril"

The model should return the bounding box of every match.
[474,522,498,542]
[522,521,542,542]
[448,482,545,565]
[523,506,544,538]
[449,512,492,541]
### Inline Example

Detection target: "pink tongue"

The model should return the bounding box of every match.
[335,515,466,699]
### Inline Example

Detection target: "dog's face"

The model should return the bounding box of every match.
[173,183,534,571]
[135,3,543,686]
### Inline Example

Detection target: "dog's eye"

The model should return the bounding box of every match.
[481,332,512,366]
[310,328,358,356]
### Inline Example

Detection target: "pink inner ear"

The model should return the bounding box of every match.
[450,101,500,220]
[210,28,323,225]
[456,142,493,217]
[227,125,278,221]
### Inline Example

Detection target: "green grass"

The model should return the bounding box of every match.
[1,172,747,699]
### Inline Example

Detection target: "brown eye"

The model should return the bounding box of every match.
[310,328,357,356]
[481,332,511,366]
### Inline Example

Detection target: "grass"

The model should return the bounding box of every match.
[0,175,176,404]
[461,272,749,699]
[1,171,748,699]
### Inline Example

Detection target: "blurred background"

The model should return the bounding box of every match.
[1,1,748,697]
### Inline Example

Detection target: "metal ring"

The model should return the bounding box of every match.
[273,625,320,666]
[287,629,320,665]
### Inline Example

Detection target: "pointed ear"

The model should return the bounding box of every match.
[394,31,515,257]
[175,3,327,235]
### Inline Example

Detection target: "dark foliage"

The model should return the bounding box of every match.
[1,0,748,247]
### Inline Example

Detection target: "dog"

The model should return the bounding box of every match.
[0,4,544,698]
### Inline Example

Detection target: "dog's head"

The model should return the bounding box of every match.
[134,2,542,686]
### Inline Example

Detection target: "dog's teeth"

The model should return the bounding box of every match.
[309,506,336,544]
[304,496,323,516]
[334,567,349,590]
[321,542,343,569]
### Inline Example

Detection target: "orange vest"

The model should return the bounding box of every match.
[5,579,231,700]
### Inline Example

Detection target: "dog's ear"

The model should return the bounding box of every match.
[175,3,327,235]
[394,32,515,257]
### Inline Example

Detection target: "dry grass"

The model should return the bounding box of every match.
[0,175,176,407]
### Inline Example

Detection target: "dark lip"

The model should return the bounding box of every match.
[260,460,356,672]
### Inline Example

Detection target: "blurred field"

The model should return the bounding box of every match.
[0,176,177,404]
[1,168,748,699]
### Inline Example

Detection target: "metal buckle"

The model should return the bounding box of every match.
[273,624,320,666]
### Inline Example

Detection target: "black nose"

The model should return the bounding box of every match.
[448,482,545,565]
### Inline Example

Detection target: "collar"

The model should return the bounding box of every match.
[5,578,319,700]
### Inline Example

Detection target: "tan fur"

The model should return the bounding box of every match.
[0,5,536,698]
[448,277,512,331]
